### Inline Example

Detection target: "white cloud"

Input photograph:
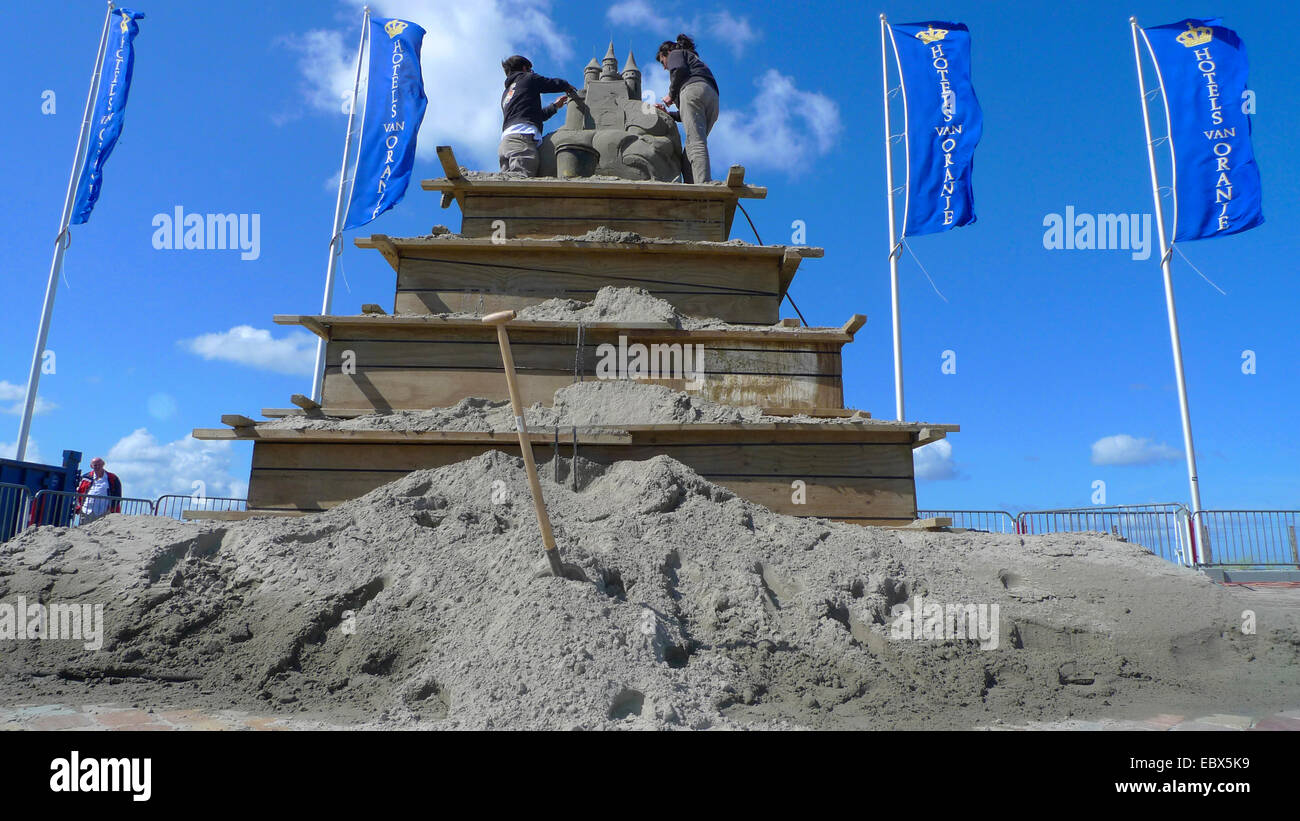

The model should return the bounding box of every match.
[106,428,248,501]
[711,69,842,174]
[606,3,759,56]
[289,1,574,169]
[179,326,316,376]
[914,439,958,481]
[608,0,666,29]
[1091,434,1182,467]
[0,438,43,464]
[0,381,57,416]
[706,11,758,55]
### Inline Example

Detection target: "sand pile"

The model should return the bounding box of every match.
[261,381,887,433]
[2,452,1296,729]
[516,286,683,326]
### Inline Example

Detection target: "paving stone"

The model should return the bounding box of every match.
[29,713,95,731]
[1196,714,1255,730]
[1248,716,1300,731]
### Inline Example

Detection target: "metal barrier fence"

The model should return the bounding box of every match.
[1016,503,1194,566]
[29,489,158,530]
[0,482,32,544]
[154,495,248,521]
[1193,510,1300,568]
[917,509,1017,533]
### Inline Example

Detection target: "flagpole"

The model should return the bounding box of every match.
[14,2,116,462]
[880,14,905,421]
[311,6,370,403]
[1130,17,1204,518]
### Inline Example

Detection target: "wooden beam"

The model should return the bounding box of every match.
[436,146,463,181]
[290,394,321,412]
[841,314,867,336]
[777,317,802,328]
[221,415,257,429]
[361,304,387,315]
[420,177,767,200]
[193,427,634,445]
[357,234,822,257]
[761,407,868,419]
[725,165,746,188]
[367,234,401,271]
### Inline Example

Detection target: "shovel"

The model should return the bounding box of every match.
[482,310,582,580]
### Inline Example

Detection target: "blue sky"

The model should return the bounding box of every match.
[2,0,1296,512]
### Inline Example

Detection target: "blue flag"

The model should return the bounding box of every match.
[70,8,144,225]
[344,17,428,231]
[889,22,983,237]
[1143,19,1263,241]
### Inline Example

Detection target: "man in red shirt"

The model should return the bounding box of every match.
[75,457,122,521]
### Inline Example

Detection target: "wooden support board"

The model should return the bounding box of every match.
[420,170,767,240]
[355,235,822,325]
[240,432,925,524]
[295,319,850,412]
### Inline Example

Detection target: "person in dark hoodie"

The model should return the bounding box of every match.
[657,34,719,183]
[500,55,578,176]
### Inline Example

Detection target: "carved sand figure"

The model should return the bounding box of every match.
[538,44,685,181]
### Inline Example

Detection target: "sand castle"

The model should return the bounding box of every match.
[192,52,957,525]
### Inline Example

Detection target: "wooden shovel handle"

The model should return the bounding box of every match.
[481,310,517,326]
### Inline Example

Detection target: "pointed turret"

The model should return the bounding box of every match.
[584,57,600,86]
[601,42,618,79]
[622,50,641,100]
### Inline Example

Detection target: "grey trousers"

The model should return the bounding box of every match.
[499,134,540,176]
[679,82,719,183]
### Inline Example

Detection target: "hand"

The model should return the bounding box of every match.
[654,102,667,112]
[661,95,673,107]
[554,94,569,106]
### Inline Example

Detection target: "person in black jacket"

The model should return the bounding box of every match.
[657,35,719,183]
[499,55,577,176]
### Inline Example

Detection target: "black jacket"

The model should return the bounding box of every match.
[502,71,574,133]
[666,50,718,105]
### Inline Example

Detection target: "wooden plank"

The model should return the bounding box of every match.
[359,234,821,259]
[321,371,842,414]
[245,439,918,521]
[371,235,401,272]
[841,314,867,336]
[361,304,387,315]
[462,216,723,242]
[193,427,631,445]
[277,313,851,342]
[321,338,841,374]
[420,177,767,200]
[762,407,865,418]
[437,146,464,181]
[393,247,786,324]
[725,165,746,188]
[290,394,321,411]
[221,415,256,428]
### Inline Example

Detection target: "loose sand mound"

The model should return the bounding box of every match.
[1,452,1296,729]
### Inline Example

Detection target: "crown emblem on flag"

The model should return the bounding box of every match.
[384,20,408,38]
[915,25,948,44]
[1176,21,1213,48]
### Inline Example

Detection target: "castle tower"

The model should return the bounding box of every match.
[583,57,600,87]
[622,50,641,101]
[600,42,618,80]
